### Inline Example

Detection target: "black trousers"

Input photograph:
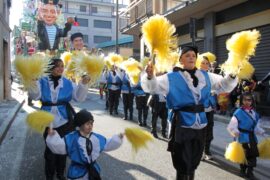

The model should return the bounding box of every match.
[108,89,121,113]
[122,93,134,119]
[170,127,205,175]
[204,110,214,154]
[151,102,168,133]
[43,122,73,178]
[135,96,149,123]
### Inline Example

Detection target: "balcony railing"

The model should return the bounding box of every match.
[120,0,198,32]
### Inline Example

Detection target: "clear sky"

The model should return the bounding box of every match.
[9,0,24,30]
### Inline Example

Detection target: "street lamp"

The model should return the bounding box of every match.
[116,0,119,54]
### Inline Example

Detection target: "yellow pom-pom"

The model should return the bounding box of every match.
[61,51,72,66]
[226,29,261,60]
[121,58,142,85]
[125,127,154,153]
[75,54,105,85]
[142,14,178,61]
[225,141,246,164]
[238,61,255,80]
[258,138,270,159]
[14,54,49,91]
[106,53,123,67]
[26,110,54,134]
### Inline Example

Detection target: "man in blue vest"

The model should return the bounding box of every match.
[106,65,122,115]
[142,46,238,180]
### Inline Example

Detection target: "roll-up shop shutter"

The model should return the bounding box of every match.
[181,40,204,53]
[215,25,270,80]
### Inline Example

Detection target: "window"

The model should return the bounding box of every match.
[94,20,112,29]
[91,7,98,13]
[77,18,88,27]
[94,36,112,43]
[83,35,88,44]
[80,5,87,12]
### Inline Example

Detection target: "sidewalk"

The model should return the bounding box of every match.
[0,83,25,145]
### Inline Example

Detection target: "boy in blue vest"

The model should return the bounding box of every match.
[227,92,266,178]
[46,109,123,180]
[142,46,238,180]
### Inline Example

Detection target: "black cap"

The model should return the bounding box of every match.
[180,45,198,57]
[71,32,83,42]
[41,0,59,5]
[74,109,94,127]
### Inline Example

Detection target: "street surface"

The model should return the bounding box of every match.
[0,87,268,180]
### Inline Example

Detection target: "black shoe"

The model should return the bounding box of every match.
[138,122,143,126]
[114,111,119,115]
[246,168,255,179]
[162,132,167,138]
[56,175,66,180]
[142,122,147,127]
[110,111,113,115]
[152,132,158,138]
[123,117,128,120]
[240,165,247,177]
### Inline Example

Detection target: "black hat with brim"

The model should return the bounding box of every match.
[180,45,198,57]
[71,33,83,42]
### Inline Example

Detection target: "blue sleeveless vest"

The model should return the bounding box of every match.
[133,82,145,96]
[107,72,121,90]
[39,77,73,120]
[121,73,133,93]
[166,70,211,127]
[65,131,107,179]
[234,108,259,143]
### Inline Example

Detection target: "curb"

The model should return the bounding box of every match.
[0,99,25,145]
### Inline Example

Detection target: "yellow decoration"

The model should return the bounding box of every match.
[75,53,105,85]
[238,61,255,80]
[196,52,216,69]
[225,141,246,164]
[14,54,49,91]
[221,30,260,79]
[61,51,72,67]
[258,138,270,159]
[26,110,54,134]
[141,14,178,62]
[106,53,123,67]
[125,127,154,153]
[121,58,142,85]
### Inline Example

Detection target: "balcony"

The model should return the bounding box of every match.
[119,0,195,33]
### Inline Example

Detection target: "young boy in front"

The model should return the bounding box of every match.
[46,109,123,180]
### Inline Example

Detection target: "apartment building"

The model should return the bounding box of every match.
[0,0,11,101]
[61,0,130,49]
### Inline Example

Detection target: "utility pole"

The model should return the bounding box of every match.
[116,0,119,54]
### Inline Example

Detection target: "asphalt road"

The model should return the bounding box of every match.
[0,90,256,180]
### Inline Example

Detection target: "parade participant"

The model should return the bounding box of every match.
[142,46,237,180]
[106,65,122,115]
[120,70,134,120]
[37,0,73,51]
[46,109,124,180]
[70,32,84,51]
[148,93,168,138]
[28,58,90,180]
[133,80,149,127]
[197,52,217,160]
[227,92,266,178]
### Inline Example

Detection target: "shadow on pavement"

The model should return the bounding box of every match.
[99,153,167,180]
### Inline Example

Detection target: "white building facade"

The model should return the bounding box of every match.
[62,0,129,49]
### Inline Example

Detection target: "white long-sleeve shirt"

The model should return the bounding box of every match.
[227,109,265,137]
[29,77,88,128]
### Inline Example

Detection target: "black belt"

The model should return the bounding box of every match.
[178,104,204,113]
[238,128,254,134]
[42,101,67,106]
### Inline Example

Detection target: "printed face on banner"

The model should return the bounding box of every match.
[40,4,58,25]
